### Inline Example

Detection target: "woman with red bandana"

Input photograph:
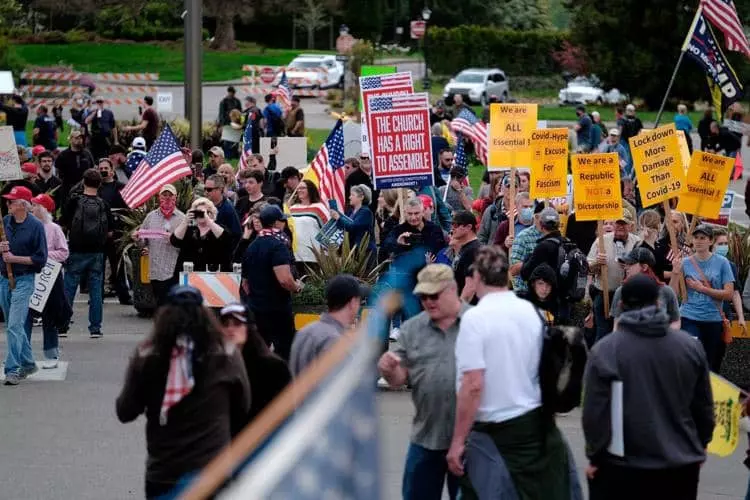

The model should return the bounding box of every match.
[135,184,186,307]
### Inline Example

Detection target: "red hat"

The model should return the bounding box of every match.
[31,193,55,213]
[21,162,38,175]
[2,186,33,202]
[31,145,46,156]
[418,194,433,210]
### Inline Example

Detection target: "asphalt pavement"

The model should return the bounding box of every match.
[0,299,749,499]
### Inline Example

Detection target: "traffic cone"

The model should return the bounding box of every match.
[733,152,743,180]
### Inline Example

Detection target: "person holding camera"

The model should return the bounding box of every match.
[170,197,232,273]
[382,197,446,259]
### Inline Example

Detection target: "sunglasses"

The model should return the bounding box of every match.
[204,187,218,192]
[417,290,443,302]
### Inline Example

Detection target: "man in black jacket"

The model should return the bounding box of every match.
[521,207,563,281]
[382,198,446,258]
[0,95,29,146]
[583,274,714,500]
[55,130,96,204]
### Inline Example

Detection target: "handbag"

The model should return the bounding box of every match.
[689,256,732,344]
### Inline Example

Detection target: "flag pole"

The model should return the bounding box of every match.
[654,6,702,127]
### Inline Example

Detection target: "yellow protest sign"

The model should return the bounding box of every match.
[677,151,734,219]
[488,103,538,171]
[708,373,742,457]
[630,124,685,207]
[571,153,623,221]
[529,128,569,199]
[677,130,691,173]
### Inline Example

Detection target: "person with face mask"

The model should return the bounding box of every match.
[96,158,130,304]
[493,192,535,253]
[713,227,746,340]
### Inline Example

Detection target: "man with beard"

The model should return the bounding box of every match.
[34,151,62,207]
[55,130,95,204]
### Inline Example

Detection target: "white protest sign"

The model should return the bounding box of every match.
[343,120,362,159]
[259,137,307,170]
[29,260,62,313]
[157,93,173,112]
[0,126,22,181]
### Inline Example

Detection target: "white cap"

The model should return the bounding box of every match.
[626,104,636,113]
[609,128,620,136]
[132,137,146,149]
[591,111,600,118]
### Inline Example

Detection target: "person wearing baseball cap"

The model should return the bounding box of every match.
[451,210,481,300]
[21,162,38,183]
[0,167,42,217]
[31,145,47,158]
[289,274,369,375]
[242,201,301,361]
[610,246,680,329]
[378,263,468,497]
[587,209,642,340]
[137,184,186,307]
[672,223,734,372]
[205,146,225,178]
[87,96,117,162]
[1,184,48,384]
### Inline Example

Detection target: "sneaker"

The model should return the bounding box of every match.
[41,359,59,370]
[4,373,21,386]
[90,331,103,339]
[19,364,38,379]
[32,317,43,327]
[58,331,68,338]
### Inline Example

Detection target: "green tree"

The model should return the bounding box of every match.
[490,0,552,30]
[567,0,738,107]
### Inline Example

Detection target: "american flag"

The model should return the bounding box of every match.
[360,72,413,90]
[159,335,194,426]
[309,120,346,209]
[701,0,750,58]
[274,71,292,108]
[368,93,429,112]
[451,108,488,165]
[454,132,468,173]
[121,124,192,209]
[238,118,254,171]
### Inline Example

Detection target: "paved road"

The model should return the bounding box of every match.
[0,300,749,499]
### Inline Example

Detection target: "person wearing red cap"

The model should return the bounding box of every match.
[21,162,38,184]
[1,186,48,385]
[27,194,70,368]
[0,167,42,218]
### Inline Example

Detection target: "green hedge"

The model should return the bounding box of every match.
[426,26,568,76]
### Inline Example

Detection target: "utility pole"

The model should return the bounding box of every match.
[182,5,190,119]
[188,0,202,151]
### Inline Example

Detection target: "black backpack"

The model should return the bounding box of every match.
[552,237,589,302]
[536,309,587,414]
[70,196,108,247]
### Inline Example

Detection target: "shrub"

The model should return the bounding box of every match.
[425,26,568,77]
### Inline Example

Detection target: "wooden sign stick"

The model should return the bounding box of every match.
[508,166,517,238]
[0,220,15,290]
[597,220,609,317]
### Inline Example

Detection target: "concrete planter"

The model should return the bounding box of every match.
[720,337,750,390]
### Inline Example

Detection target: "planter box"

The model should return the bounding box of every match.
[129,248,157,317]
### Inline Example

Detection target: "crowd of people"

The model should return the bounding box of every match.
[2,89,750,499]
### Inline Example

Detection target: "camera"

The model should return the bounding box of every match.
[192,209,205,219]
[406,233,423,245]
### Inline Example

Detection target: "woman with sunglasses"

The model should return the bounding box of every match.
[219,303,292,421]
[116,286,250,499]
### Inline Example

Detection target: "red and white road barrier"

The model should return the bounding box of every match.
[20,71,83,81]
[20,85,88,94]
[96,73,159,81]
[237,86,327,97]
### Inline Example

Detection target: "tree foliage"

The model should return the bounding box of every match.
[489,0,552,30]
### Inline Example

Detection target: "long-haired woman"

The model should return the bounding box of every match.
[116,286,250,499]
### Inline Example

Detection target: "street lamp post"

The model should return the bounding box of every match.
[421,7,432,91]
[337,24,350,110]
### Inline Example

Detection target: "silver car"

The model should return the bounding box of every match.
[442,68,509,106]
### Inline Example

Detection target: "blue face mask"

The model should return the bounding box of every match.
[715,244,729,257]
[519,207,534,224]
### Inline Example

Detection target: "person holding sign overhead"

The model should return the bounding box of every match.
[671,224,734,373]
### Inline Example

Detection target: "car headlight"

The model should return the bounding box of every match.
[469,89,480,97]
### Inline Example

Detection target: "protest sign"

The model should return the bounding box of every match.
[488,103,538,171]
[677,130,691,172]
[703,191,735,226]
[316,217,351,247]
[630,124,684,207]
[571,153,622,221]
[343,120,362,159]
[367,93,433,190]
[529,128,568,199]
[707,373,742,457]
[0,126,22,181]
[677,150,734,219]
[359,71,413,157]
[28,261,62,313]
[260,137,307,170]
[359,65,397,112]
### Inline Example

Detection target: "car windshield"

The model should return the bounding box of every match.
[454,72,485,83]
[290,60,323,69]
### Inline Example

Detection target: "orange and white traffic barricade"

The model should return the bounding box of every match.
[240,65,328,97]
[179,263,241,307]
[96,73,159,81]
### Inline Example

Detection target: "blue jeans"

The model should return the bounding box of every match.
[0,274,37,375]
[593,288,614,342]
[64,253,104,334]
[402,442,459,500]
[681,317,724,372]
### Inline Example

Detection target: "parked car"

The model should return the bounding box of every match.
[442,68,509,106]
[558,76,628,105]
[278,54,344,90]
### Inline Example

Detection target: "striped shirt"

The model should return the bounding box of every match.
[510,226,542,292]
[289,203,330,263]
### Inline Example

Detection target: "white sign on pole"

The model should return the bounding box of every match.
[29,260,62,313]
[259,137,308,170]
[157,93,173,112]
[343,120,362,159]
[0,126,22,181]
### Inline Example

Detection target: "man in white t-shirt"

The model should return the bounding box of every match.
[447,245,571,498]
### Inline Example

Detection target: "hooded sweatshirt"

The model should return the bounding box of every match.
[582,305,714,469]
[517,263,560,320]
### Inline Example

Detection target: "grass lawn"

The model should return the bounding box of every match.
[14,43,330,82]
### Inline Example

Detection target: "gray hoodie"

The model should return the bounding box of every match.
[582,305,714,469]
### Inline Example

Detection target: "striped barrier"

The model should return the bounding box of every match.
[179,272,241,308]
[20,71,83,81]
[240,65,329,97]
[97,73,159,81]
[90,85,159,94]
[20,85,89,94]
[237,86,327,98]
[26,97,146,106]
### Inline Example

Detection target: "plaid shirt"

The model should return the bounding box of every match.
[510,225,542,292]
[142,209,186,281]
